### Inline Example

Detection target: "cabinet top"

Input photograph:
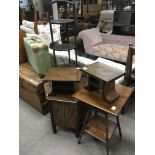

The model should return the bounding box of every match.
[43,67,81,82]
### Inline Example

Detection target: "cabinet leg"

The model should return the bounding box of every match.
[116,116,122,139]
[53,49,57,67]
[48,102,57,134]
[78,108,91,144]
[75,104,79,138]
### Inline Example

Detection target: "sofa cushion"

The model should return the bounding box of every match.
[91,43,129,63]
[101,33,135,46]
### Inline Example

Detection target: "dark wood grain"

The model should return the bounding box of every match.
[43,67,81,82]
[48,99,87,136]
[84,115,117,143]
[81,62,125,83]
[73,84,134,116]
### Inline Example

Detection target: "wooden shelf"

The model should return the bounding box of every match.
[84,115,117,143]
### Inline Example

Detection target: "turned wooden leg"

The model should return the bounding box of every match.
[105,113,109,155]
[78,108,91,144]
[116,116,122,139]
[48,101,57,134]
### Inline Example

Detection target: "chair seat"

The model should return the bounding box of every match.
[50,43,75,51]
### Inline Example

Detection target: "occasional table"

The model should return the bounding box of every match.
[80,62,125,103]
[73,61,133,155]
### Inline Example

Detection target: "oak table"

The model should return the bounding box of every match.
[80,62,125,103]
[73,84,133,155]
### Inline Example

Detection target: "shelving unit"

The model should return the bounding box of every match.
[112,10,135,36]
[48,0,78,67]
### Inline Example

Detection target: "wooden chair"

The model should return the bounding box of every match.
[121,44,135,114]
[124,44,135,86]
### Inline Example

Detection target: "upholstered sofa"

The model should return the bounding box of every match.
[78,28,135,64]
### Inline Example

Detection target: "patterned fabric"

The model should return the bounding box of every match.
[101,33,135,46]
[20,20,61,46]
[20,25,35,34]
[78,28,103,54]
[91,43,129,63]
[37,23,61,42]
[22,20,34,29]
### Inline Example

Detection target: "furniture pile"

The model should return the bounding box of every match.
[19,2,135,154]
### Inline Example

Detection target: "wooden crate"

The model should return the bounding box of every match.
[19,63,49,115]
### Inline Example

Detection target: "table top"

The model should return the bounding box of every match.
[43,67,81,82]
[81,62,125,83]
[73,84,133,116]
[49,19,74,24]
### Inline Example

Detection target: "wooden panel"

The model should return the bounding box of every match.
[84,115,117,142]
[19,86,48,115]
[19,30,27,64]
[73,84,133,116]
[44,67,81,82]
[19,63,44,88]
[52,101,77,128]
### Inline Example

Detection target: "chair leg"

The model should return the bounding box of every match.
[53,49,57,67]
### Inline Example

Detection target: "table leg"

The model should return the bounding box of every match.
[68,50,71,65]
[48,101,57,134]
[78,108,91,144]
[105,113,109,155]
[116,116,122,139]
[53,49,57,67]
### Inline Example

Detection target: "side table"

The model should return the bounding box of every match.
[73,84,133,155]
[43,67,87,137]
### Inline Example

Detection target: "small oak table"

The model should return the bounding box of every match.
[73,84,133,155]
[80,62,125,103]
